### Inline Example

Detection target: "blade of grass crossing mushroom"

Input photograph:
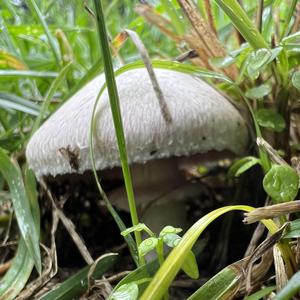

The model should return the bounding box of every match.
[31,61,72,134]
[140,205,280,300]
[214,0,269,49]
[92,0,143,264]
[27,0,61,66]
[0,148,41,273]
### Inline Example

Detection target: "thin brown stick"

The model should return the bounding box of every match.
[41,180,94,265]
[125,29,173,124]
[244,200,300,224]
[204,0,217,35]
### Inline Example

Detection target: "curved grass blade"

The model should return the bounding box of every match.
[0,167,40,299]
[0,148,41,273]
[38,254,118,300]
[140,205,278,300]
[0,239,34,300]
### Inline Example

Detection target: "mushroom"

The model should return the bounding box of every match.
[26,68,249,233]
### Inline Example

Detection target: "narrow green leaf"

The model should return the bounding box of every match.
[0,70,58,78]
[39,254,118,300]
[187,265,240,300]
[244,286,275,300]
[92,0,142,261]
[228,156,260,178]
[0,239,34,300]
[214,0,268,49]
[27,0,61,66]
[263,164,299,203]
[0,148,41,273]
[255,109,286,132]
[181,251,199,280]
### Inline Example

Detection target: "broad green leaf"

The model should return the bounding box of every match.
[282,219,300,239]
[248,49,272,72]
[228,156,261,178]
[110,283,139,300]
[159,226,182,237]
[209,56,235,68]
[162,233,181,248]
[0,148,41,273]
[138,237,158,257]
[245,84,271,100]
[255,109,286,132]
[292,71,300,91]
[263,165,299,203]
[181,251,199,280]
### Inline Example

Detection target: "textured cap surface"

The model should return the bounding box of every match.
[26,68,249,178]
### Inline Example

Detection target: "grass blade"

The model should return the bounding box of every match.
[32,61,72,133]
[0,239,34,300]
[92,0,142,260]
[0,167,40,299]
[140,205,278,300]
[0,148,41,273]
[27,0,61,66]
[214,0,268,49]
[274,270,300,300]
[0,70,58,78]
[39,254,118,300]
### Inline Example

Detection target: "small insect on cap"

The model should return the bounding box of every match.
[26,68,249,179]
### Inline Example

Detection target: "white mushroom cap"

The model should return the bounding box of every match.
[26,68,249,178]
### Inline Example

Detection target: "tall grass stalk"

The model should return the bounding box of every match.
[92,0,143,264]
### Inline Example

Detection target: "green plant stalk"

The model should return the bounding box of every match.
[214,0,268,49]
[156,239,169,300]
[92,0,143,263]
[141,205,280,300]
